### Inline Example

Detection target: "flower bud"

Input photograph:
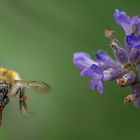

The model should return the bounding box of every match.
[117,71,136,86]
[111,40,128,64]
[129,48,140,64]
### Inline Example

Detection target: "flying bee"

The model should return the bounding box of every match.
[0,67,51,126]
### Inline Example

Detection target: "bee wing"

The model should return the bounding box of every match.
[15,80,51,94]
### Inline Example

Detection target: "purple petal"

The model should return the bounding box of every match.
[97,81,104,94]
[129,48,140,64]
[90,78,97,89]
[126,33,140,48]
[110,68,124,80]
[80,64,103,77]
[95,50,120,69]
[80,64,104,93]
[103,68,123,81]
[130,16,140,32]
[131,16,140,25]
[114,9,131,35]
[90,64,103,75]
[73,52,98,70]
[90,78,104,94]
[124,42,132,55]
[115,49,128,64]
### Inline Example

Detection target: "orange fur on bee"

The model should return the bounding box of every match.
[23,94,28,100]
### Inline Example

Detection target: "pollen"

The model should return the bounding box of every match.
[104,28,116,39]
[124,94,136,105]
[117,78,128,86]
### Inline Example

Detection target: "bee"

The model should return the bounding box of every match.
[0,67,51,126]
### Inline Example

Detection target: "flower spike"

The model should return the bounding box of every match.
[73,9,140,108]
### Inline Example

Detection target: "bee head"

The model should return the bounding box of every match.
[0,81,9,106]
[0,82,9,111]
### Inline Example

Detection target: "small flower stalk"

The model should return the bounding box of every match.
[73,9,140,108]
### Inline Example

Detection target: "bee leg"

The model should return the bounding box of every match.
[22,94,35,115]
[18,87,28,116]
[18,88,33,116]
[3,97,9,107]
[0,108,3,126]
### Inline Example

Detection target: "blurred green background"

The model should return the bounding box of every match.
[0,0,140,140]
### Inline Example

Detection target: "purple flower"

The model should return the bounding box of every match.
[73,52,104,94]
[114,9,140,49]
[73,52,98,70]
[73,51,124,94]
[73,51,125,94]
[73,9,140,109]
[114,9,131,35]
[114,9,140,35]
